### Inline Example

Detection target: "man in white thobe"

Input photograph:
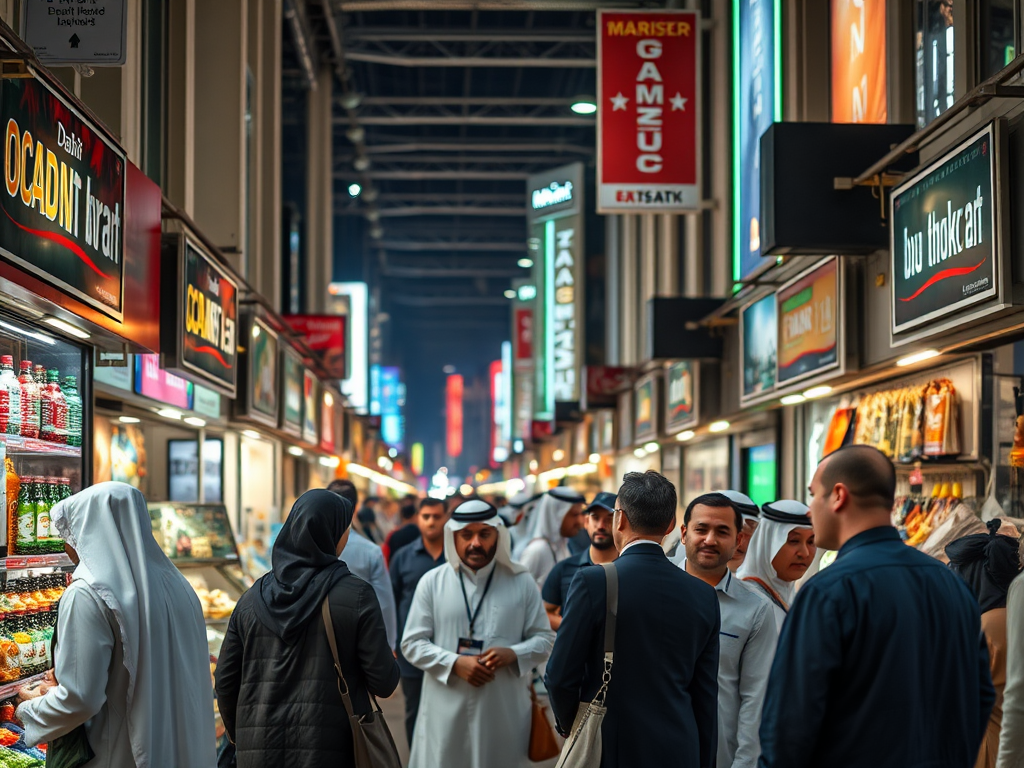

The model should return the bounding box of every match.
[673,492,776,768]
[511,486,586,590]
[402,499,555,768]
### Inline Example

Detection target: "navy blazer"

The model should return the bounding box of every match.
[546,541,721,768]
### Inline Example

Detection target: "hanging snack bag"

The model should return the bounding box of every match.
[924,379,961,457]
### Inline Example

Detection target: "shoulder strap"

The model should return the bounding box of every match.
[602,563,618,657]
[322,597,357,719]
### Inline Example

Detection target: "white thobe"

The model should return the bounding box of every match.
[518,537,570,591]
[402,559,556,768]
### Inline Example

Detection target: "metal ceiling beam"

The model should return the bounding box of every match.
[347,30,595,44]
[335,170,530,180]
[283,0,319,89]
[338,154,577,165]
[340,1,647,9]
[383,266,523,278]
[386,295,510,307]
[380,241,525,252]
[345,51,595,67]
[357,141,593,155]
[336,114,593,126]
[341,36,594,68]
[377,205,527,217]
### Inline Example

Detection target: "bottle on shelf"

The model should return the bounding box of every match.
[15,478,34,554]
[34,479,52,545]
[17,361,39,440]
[0,356,22,437]
[40,370,67,445]
[62,376,82,448]
[5,459,18,558]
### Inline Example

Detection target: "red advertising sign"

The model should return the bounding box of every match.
[514,308,533,360]
[284,314,347,379]
[490,360,501,469]
[597,10,701,213]
[446,374,463,458]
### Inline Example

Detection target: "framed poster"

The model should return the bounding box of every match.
[634,373,659,444]
[302,369,319,445]
[234,311,280,428]
[664,361,698,434]
[168,438,223,503]
[777,257,840,385]
[740,295,778,402]
[279,346,304,437]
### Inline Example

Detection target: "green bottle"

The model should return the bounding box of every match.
[34,479,52,545]
[15,478,35,553]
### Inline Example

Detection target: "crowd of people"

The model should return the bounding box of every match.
[5,444,1024,767]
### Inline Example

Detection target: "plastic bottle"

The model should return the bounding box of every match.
[17,361,39,439]
[40,371,67,444]
[5,459,19,556]
[0,356,22,436]
[62,376,82,448]
[15,477,34,554]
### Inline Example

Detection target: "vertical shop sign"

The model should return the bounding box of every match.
[527,163,584,417]
[283,314,347,379]
[411,442,424,477]
[733,0,782,281]
[280,348,304,437]
[446,374,463,458]
[665,361,698,433]
[831,0,887,124]
[741,295,778,400]
[597,10,701,212]
[163,239,238,397]
[0,74,126,317]
[890,124,999,335]
[777,258,839,384]
[634,374,658,443]
[490,360,503,468]
[380,366,403,448]
[245,317,278,426]
[512,304,534,446]
[327,281,368,413]
[320,390,336,453]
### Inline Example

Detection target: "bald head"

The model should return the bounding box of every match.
[809,445,896,551]
[819,445,896,511]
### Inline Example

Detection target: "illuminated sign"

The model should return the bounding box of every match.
[740,294,777,401]
[831,0,887,124]
[597,9,701,212]
[517,284,537,302]
[733,0,783,281]
[381,366,402,448]
[777,258,839,384]
[531,180,574,210]
[327,281,368,413]
[446,374,463,458]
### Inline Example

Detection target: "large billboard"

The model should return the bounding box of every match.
[597,10,701,212]
[733,0,782,282]
[890,125,997,335]
[777,258,839,384]
[1,75,126,317]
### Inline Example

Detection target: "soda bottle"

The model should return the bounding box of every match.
[5,459,19,556]
[62,376,82,448]
[0,356,22,436]
[17,361,39,439]
[40,371,67,444]
[34,479,52,544]
[15,478,35,554]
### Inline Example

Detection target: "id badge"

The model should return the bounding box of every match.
[457,637,484,656]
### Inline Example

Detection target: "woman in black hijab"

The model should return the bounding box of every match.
[216,489,400,768]
[947,520,1023,768]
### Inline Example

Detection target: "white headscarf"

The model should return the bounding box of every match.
[445,500,527,575]
[50,482,216,768]
[736,499,814,608]
[511,487,584,560]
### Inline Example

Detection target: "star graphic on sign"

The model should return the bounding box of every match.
[610,92,629,110]
[670,93,688,111]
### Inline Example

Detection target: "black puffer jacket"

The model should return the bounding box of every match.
[215,573,400,768]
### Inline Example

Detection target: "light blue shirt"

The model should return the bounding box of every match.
[341,529,398,649]
[675,555,776,768]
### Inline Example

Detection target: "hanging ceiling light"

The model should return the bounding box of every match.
[570,96,597,115]
[348,183,362,198]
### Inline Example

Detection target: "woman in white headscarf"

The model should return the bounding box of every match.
[511,487,586,589]
[16,482,217,768]
[737,499,817,632]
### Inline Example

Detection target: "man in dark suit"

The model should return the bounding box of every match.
[546,471,721,768]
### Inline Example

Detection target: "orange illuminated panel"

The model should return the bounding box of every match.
[831,0,887,124]
[446,375,464,458]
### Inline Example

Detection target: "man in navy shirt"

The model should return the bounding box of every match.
[389,497,448,743]
[759,445,995,768]
[542,492,617,630]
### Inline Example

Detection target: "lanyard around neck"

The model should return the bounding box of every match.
[458,566,496,636]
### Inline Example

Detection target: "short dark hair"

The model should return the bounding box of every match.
[327,479,358,509]
[683,493,743,532]
[819,445,896,510]
[419,497,445,512]
[400,504,417,521]
[617,471,677,535]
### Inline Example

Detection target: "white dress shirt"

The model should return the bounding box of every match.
[341,528,399,649]
[676,556,777,768]
[998,574,1024,768]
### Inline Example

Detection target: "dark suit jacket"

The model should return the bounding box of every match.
[546,541,721,768]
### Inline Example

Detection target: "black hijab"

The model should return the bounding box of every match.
[946,519,1022,614]
[251,489,354,643]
